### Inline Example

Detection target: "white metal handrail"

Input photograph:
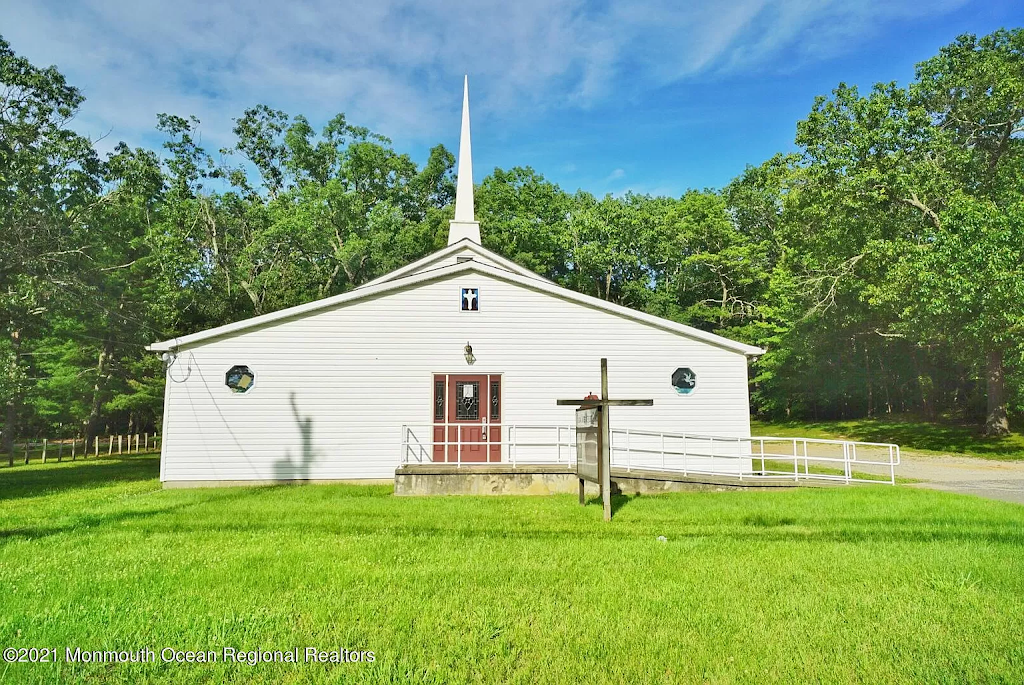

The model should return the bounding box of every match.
[400,424,901,485]
[401,423,575,468]
[612,429,900,484]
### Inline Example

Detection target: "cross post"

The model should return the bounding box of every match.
[556,358,653,521]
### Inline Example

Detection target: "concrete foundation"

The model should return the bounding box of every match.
[393,464,820,496]
[162,467,831,494]
[394,464,579,496]
[163,478,393,489]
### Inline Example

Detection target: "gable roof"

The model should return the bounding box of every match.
[356,238,551,290]
[148,258,764,356]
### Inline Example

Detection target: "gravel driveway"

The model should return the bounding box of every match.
[892,453,1024,505]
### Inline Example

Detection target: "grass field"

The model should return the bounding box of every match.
[2,457,1023,684]
[751,416,1024,461]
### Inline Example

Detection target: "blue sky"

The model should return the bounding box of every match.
[2,0,1022,197]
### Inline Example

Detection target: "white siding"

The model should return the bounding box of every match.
[358,244,546,290]
[409,247,504,271]
[160,271,753,482]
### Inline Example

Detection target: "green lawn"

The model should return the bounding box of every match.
[751,416,1024,461]
[2,457,1023,684]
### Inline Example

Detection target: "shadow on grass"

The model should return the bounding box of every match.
[4,481,1024,547]
[582,491,640,519]
[744,513,797,527]
[0,456,160,501]
[104,511,1024,546]
[0,487,267,543]
[611,492,639,517]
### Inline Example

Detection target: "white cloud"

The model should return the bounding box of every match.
[0,0,970,155]
[606,168,626,182]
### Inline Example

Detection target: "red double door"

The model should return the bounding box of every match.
[432,374,501,462]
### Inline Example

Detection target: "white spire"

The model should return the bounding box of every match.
[449,75,480,245]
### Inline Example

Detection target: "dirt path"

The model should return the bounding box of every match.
[892,453,1024,505]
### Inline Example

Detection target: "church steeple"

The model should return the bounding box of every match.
[448,75,481,245]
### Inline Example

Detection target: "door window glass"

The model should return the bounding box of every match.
[455,381,480,420]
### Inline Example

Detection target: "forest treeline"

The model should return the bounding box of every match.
[2,29,1023,451]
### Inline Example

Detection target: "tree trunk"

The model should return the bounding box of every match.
[865,343,874,418]
[984,347,1010,437]
[3,329,21,466]
[83,340,114,447]
[880,356,892,414]
[719,275,728,327]
[4,399,13,467]
[239,279,263,315]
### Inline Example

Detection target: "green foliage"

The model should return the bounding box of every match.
[2,28,1023,440]
[476,166,570,279]
[738,29,1024,431]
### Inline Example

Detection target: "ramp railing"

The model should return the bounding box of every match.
[400,424,900,485]
[611,429,900,485]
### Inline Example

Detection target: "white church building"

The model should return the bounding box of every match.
[149,79,763,487]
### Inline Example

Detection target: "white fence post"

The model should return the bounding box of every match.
[554,426,559,467]
[681,434,687,476]
[738,437,744,481]
[792,439,798,482]
[626,429,631,472]
[844,443,851,484]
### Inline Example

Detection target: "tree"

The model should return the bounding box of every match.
[790,29,1024,433]
[907,29,1024,434]
[0,35,101,455]
[561,190,654,305]
[476,167,571,280]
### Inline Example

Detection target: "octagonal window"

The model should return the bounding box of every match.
[672,367,696,395]
[226,365,255,393]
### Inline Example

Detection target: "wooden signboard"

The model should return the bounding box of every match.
[558,358,653,521]
[575,406,600,484]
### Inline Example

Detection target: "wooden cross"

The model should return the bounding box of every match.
[556,358,653,521]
